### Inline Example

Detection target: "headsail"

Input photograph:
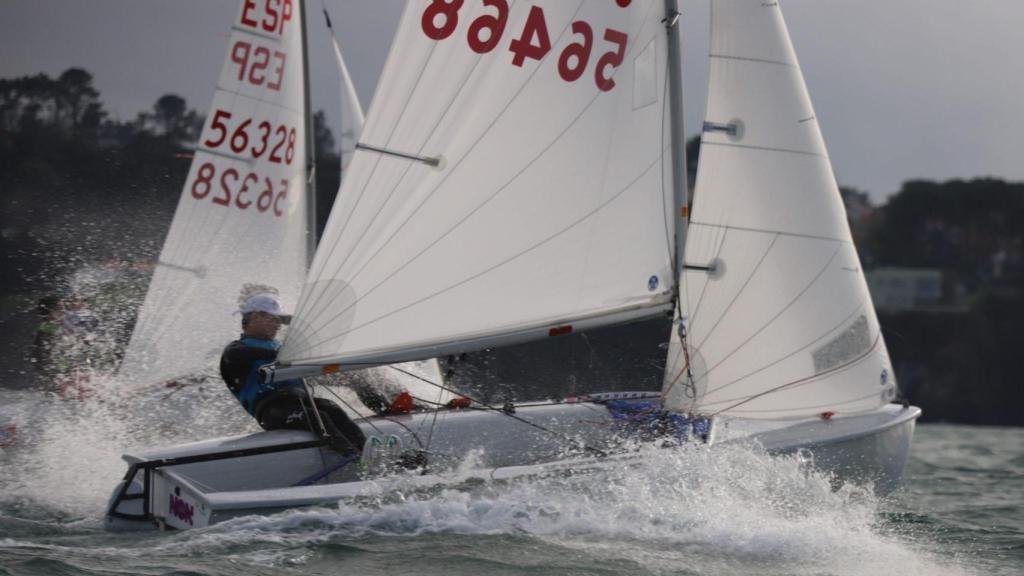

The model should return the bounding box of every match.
[119,0,309,385]
[281,0,676,369]
[322,4,365,172]
[662,0,897,418]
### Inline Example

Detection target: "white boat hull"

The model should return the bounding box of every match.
[106,399,920,531]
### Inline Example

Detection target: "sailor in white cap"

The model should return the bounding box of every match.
[219,292,366,456]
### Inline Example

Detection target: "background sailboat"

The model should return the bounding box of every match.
[117,0,312,387]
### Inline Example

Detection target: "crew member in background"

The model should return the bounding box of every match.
[31,295,67,383]
[31,294,94,399]
[219,293,366,457]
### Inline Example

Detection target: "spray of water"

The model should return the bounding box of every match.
[125,443,962,576]
[0,372,253,520]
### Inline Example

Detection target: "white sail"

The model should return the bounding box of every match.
[119,0,310,385]
[332,31,365,173]
[322,5,365,173]
[281,0,676,368]
[662,0,897,419]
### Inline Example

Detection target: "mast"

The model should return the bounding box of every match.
[657,0,696,414]
[664,0,688,286]
[300,0,317,265]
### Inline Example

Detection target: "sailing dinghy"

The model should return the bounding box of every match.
[106,0,919,531]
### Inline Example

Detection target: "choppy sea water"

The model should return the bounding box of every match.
[0,384,1021,576]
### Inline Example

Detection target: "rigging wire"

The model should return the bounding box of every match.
[659,300,697,411]
[385,364,608,458]
[422,367,448,453]
[313,380,393,441]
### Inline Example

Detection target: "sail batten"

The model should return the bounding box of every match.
[700,140,828,159]
[708,53,795,68]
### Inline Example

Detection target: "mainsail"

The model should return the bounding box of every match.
[119,1,310,385]
[281,0,677,369]
[662,0,897,418]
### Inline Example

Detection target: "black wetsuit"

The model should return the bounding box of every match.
[219,336,366,455]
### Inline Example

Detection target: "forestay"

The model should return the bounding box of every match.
[120,0,309,385]
[662,0,897,419]
[281,0,676,368]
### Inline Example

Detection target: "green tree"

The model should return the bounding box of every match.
[56,67,104,135]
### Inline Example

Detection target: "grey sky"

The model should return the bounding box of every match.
[2,0,1022,201]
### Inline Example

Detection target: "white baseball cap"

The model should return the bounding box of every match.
[238,293,292,324]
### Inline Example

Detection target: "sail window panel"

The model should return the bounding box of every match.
[709,0,797,67]
[704,59,825,157]
[705,353,890,418]
[691,145,850,241]
[813,315,871,374]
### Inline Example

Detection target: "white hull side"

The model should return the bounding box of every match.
[757,406,919,494]
[106,401,920,530]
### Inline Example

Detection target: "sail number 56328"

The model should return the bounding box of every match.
[422,0,629,92]
[190,162,289,218]
[204,110,296,165]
